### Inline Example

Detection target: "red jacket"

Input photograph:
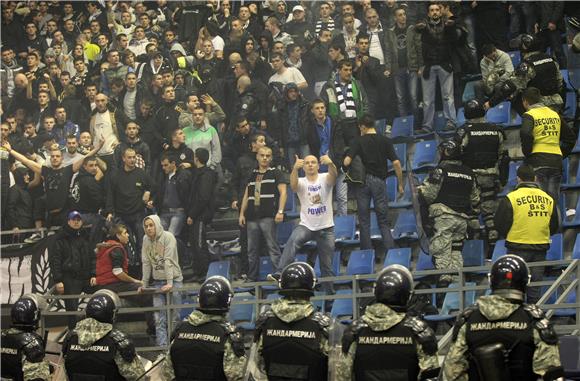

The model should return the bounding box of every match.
[95,240,128,286]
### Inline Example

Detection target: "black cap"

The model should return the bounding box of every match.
[198,276,234,314]
[439,139,462,160]
[86,289,120,323]
[279,262,317,297]
[374,265,414,307]
[11,294,44,330]
[490,254,530,301]
[464,99,486,120]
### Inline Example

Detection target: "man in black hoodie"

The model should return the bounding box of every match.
[154,85,180,141]
[49,210,96,329]
[186,148,217,281]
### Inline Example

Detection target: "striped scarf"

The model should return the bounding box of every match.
[335,81,357,119]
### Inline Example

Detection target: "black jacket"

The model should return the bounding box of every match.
[231,152,257,203]
[155,100,180,140]
[156,168,192,211]
[416,18,456,68]
[72,167,105,214]
[277,96,311,148]
[6,185,33,229]
[164,143,194,167]
[306,116,346,167]
[114,139,152,174]
[187,166,217,223]
[49,224,96,283]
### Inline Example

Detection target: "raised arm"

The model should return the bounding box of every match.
[3,141,42,174]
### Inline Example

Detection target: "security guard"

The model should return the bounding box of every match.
[418,140,480,285]
[456,99,509,251]
[1,294,50,381]
[443,254,564,381]
[494,164,559,304]
[253,262,331,381]
[162,276,246,381]
[337,265,440,381]
[520,86,575,203]
[487,33,564,114]
[62,289,145,380]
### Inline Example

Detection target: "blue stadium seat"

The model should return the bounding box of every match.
[462,82,478,104]
[424,282,476,322]
[331,290,354,321]
[569,68,580,89]
[346,249,375,275]
[572,130,580,154]
[392,210,419,240]
[565,91,577,119]
[334,215,359,246]
[386,177,412,208]
[315,251,342,278]
[433,111,450,134]
[388,143,407,174]
[560,335,580,378]
[573,233,580,260]
[277,220,297,249]
[563,197,580,229]
[553,290,577,317]
[485,102,511,125]
[312,291,327,313]
[384,248,412,269]
[508,51,521,67]
[457,107,466,126]
[462,240,485,267]
[206,261,231,280]
[414,249,435,280]
[392,115,414,141]
[258,256,274,281]
[179,300,196,320]
[230,293,256,330]
[492,240,507,262]
[561,69,573,91]
[284,188,300,218]
[412,140,438,172]
[498,161,523,196]
[546,234,563,261]
[294,253,308,263]
[375,119,387,136]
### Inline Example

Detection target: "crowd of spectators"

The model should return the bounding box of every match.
[2,0,580,287]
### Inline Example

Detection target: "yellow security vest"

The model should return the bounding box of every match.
[506,185,553,244]
[525,106,562,155]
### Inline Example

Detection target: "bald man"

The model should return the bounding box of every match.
[89,93,121,169]
[267,154,337,294]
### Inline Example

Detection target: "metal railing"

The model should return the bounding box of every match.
[34,258,580,354]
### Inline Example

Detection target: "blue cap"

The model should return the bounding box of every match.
[67,211,82,220]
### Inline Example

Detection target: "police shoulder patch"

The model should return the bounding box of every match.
[222,322,245,357]
[403,316,437,355]
[456,127,467,140]
[523,303,545,319]
[311,311,331,329]
[341,319,367,354]
[524,305,558,345]
[110,329,136,362]
[22,332,45,363]
[516,62,530,77]
[428,168,443,184]
[254,310,275,342]
[452,304,479,342]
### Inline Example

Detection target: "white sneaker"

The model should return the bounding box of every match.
[566,208,576,218]
[24,233,42,243]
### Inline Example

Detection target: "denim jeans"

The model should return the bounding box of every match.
[421,65,457,129]
[278,225,335,294]
[534,167,562,206]
[152,279,182,347]
[247,217,282,281]
[356,174,395,251]
[510,250,545,304]
[334,172,348,216]
[394,70,419,117]
[160,209,186,237]
[287,144,310,169]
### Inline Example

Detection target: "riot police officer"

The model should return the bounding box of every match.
[456,99,510,251]
[162,276,246,381]
[487,33,564,114]
[418,140,480,285]
[443,254,564,381]
[520,87,575,203]
[337,265,440,381]
[253,262,331,381]
[1,294,50,381]
[494,164,559,304]
[62,289,145,380]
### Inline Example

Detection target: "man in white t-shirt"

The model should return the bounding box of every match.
[268,53,308,90]
[268,154,337,293]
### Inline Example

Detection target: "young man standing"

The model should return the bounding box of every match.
[239,147,288,282]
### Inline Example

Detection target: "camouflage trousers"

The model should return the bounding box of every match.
[472,174,499,245]
[430,212,468,283]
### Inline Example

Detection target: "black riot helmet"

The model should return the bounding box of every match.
[519,34,542,53]
[489,254,531,302]
[11,294,45,330]
[85,289,121,324]
[439,139,462,160]
[279,262,317,298]
[374,265,414,307]
[464,99,486,120]
[198,276,234,314]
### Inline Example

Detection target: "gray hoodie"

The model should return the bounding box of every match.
[141,215,183,286]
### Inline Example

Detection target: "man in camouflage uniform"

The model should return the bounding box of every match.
[455,99,509,252]
[162,276,246,381]
[443,255,564,381]
[418,140,480,284]
[253,262,331,381]
[337,265,440,381]
[62,289,145,380]
[1,294,51,381]
[486,34,564,115]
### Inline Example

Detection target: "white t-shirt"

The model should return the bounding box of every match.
[296,173,334,231]
[212,35,225,52]
[268,67,306,86]
[94,110,119,155]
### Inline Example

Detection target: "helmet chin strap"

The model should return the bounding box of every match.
[493,289,525,302]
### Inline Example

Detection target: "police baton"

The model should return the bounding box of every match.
[135,353,167,381]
